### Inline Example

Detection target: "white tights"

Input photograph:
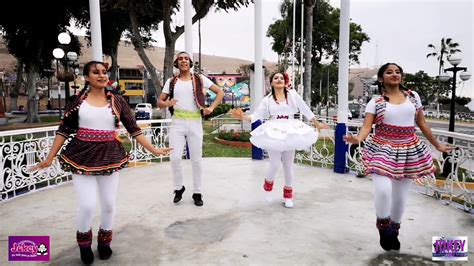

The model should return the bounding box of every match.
[73,173,119,232]
[266,149,295,187]
[372,174,411,223]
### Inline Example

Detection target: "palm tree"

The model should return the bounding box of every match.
[426,37,461,77]
[426,38,461,116]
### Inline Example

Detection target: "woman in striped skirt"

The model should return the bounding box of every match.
[344,63,452,251]
[34,61,172,264]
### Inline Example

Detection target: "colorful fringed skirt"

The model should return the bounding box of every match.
[58,128,129,175]
[361,123,436,180]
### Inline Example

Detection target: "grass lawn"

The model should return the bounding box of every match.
[202,121,251,157]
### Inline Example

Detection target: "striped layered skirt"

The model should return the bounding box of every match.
[361,124,436,180]
[58,128,129,175]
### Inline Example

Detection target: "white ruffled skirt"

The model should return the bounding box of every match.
[250,119,318,152]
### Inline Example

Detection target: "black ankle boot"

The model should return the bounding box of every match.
[376,218,392,251]
[173,186,185,203]
[97,228,113,260]
[192,193,204,206]
[77,230,94,264]
[390,221,401,250]
[79,247,94,264]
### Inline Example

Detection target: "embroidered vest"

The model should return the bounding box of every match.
[374,90,419,126]
[168,73,206,116]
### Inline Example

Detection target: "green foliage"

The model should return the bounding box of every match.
[209,103,232,118]
[217,130,251,142]
[267,0,370,66]
[0,1,83,75]
[426,37,462,76]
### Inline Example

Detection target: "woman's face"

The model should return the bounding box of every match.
[85,63,108,88]
[271,73,285,89]
[379,64,402,87]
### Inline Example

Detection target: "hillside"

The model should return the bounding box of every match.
[0,36,277,74]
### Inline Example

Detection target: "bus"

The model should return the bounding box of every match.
[118,68,145,106]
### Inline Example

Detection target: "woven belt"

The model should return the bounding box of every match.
[173,109,202,120]
[375,124,416,139]
[76,128,116,142]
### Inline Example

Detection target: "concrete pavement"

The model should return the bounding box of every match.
[0,158,472,265]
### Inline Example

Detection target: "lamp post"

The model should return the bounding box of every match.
[58,33,78,104]
[52,48,65,119]
[438,53,471,177]
[439,53,471,140]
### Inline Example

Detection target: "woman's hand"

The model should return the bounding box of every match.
[228,108,245,120]
[435,144,454,153]
[313,121,330,131]
[31,157,54,171]
[343,133,361,145]
[152,147,173,156]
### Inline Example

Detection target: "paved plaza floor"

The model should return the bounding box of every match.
[1,158,472,265]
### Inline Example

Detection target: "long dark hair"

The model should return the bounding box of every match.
[269,72,288,103]
[376,62,408,95]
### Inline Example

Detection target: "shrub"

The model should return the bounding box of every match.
[217,129,251,142]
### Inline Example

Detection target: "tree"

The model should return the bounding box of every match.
[162,0,251,82]
[127,0,164,92]
[427,38,461,78]
[0,1,80,122]
[303,0,316,105]
[267,0,369,106]
[426,37,461,115]
[404,71,436,105]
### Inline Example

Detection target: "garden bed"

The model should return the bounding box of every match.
[214,137,252,148]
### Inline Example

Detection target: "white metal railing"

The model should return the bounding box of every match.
[2,117,473,211]
[0,119,172,202]
[292,117,473,212]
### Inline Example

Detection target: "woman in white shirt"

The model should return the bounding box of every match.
[230,72,328,208]
[344,63,452,251]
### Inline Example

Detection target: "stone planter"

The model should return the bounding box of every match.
[214,137,252,148]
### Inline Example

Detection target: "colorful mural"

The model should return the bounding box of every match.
[207,74,250,108]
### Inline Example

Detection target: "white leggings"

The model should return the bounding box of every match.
[266,149,295,187]
[372,174,411,223]
[73,173,119,232]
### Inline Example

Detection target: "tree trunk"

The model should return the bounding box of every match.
[162,0,214,81]
[109,45,119,81]
[25,67,40,123]
[10,60,23,111]
[163,39,176,82]
[129,6,161,95]
[303,0,316,106]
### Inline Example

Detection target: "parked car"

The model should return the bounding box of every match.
[348,103,361,118]
[135,103,153,120]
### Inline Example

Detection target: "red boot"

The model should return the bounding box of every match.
[97,228,113,260]
[283,186,293,208]
[263,179,274,191]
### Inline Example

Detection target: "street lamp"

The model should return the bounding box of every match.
[52,48,65,119]
[439,52,471,177]
[57,33,77,104]
[439,53,471,139]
